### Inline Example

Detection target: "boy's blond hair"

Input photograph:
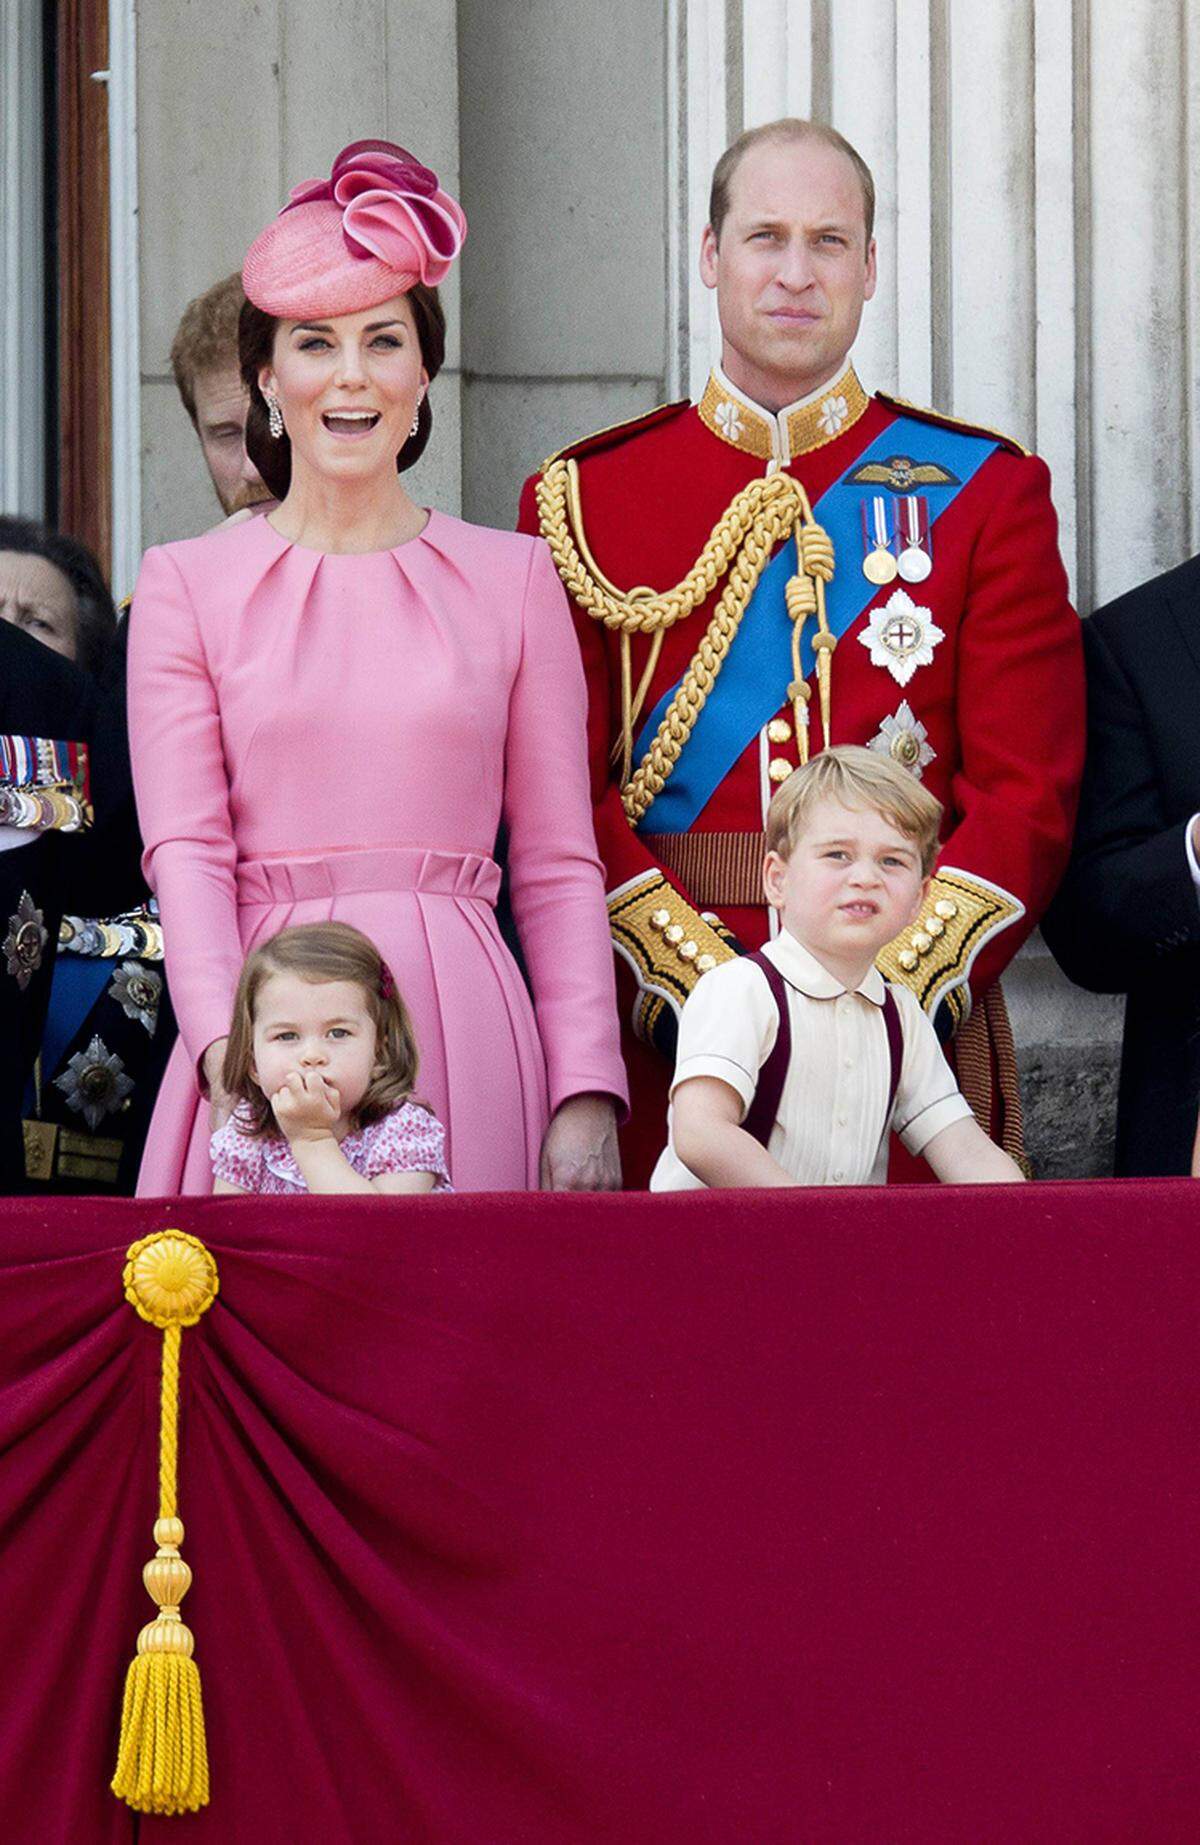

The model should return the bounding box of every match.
[765,745,943,876]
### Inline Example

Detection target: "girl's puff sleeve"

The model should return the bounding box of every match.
[127,544,244,1076]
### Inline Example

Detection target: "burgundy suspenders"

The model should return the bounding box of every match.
[741,950,903,1151]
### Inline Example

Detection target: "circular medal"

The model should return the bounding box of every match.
[898,545,932,583]
[863,546,898,586]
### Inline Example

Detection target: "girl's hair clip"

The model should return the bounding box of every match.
[378,960,396,1002]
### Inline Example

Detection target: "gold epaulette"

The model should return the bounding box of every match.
[538,399,691,474]
[607,871,736,1018]
[877,391,1031,458]
[875,868,1024,1025]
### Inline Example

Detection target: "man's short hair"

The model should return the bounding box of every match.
[709,118,876,248]
[765,745,942,877]
[170,273,246,424]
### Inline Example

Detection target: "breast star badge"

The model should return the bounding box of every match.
[867,700,936,779]
[857,589,945,687]
[3,890,48,990]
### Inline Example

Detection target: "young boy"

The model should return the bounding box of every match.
[651,746,1025,1189]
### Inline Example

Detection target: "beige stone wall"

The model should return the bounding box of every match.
[456,0,668,530]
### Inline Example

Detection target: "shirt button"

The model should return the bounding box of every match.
[837,1114,847,1126]
[843,1057,853,1069]
[834,1169,845,1181]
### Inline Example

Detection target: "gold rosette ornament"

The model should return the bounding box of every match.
[111,1231,219,1815]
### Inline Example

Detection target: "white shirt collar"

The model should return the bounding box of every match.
[763,926,888,1007]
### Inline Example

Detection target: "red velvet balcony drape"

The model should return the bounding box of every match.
[1,1183,1197,1843]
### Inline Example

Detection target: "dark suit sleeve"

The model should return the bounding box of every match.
[80,618,148,915]
[1042,610,1200,992]
[0,618,146,918]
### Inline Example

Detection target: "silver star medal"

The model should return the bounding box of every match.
[54,1034,134,1130]
[110,959,163,1034]
[867,701,936,779]
[3,891,48,990]
[858,589,945,687]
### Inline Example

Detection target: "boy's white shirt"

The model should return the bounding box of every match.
[650,925,972,1191]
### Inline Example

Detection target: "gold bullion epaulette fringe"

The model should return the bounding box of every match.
[875,869,1024,1023]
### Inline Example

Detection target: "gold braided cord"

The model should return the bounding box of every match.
[539,457,809,634]
[538,458,835,824]
[159,1322,181,1521]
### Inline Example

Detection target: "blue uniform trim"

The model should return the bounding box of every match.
[632,414,998,835]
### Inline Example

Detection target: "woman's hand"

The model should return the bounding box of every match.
[203,1038,233,1132]
[539,1094,622,1191]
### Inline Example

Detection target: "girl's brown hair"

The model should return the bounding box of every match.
[221,922,423,1137]
[239,284,446,501]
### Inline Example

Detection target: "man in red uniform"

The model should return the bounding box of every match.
[519,118,1085,1184]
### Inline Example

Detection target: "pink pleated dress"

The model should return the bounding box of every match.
[127,511,627,1194]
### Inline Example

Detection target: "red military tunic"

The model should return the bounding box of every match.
[519,362,1085,1184]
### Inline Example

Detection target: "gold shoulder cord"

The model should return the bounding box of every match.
[536,458,836,825]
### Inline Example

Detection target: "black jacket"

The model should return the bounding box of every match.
[1042,554,1200,1174]
[0,624,105,1188]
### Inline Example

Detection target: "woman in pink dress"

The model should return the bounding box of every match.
[129,141,627,1193]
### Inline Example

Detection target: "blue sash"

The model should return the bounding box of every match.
[632,414,997,835]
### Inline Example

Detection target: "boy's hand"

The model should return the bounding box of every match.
[270,1071,340,1143]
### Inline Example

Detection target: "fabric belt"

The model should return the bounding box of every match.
[641,831,766,910]
[236,846,501,908]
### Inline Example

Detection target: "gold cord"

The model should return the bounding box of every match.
[538,459,836,824]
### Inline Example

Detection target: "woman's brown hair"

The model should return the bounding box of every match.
[221,921,424,1137]
[239,283,446,501]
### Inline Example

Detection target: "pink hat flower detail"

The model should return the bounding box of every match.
[282,140,466,287]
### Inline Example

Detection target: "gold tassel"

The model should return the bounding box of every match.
[112,1230,219,1816]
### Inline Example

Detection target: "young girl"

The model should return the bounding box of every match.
[212,922,451,1195]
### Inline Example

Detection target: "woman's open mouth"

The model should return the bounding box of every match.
[321,410,382,436]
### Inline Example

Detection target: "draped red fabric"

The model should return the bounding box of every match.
[1,1183,1198,1843]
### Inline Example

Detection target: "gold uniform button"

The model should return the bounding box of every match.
[649,907,671,930]
[910,930,932,954]
[898,948,919,971]
[663,923,685,946]
[934,899,958,920]
[924,915,944,937]
[768,758,793,784]
[766,717,792,744]
[695,953,717,974]
[677,940,699,962]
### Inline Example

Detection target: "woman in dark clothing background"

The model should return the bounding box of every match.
[0,518,171,1191]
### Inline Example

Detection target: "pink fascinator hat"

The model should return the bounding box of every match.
[243,138,467,318]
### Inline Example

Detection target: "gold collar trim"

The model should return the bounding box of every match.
[698,363,869,464]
